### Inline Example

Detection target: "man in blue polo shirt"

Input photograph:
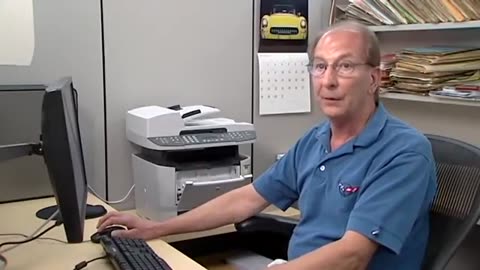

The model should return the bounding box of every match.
[255,97,437,269]
[97,21,437,270]
[250,21,437,269]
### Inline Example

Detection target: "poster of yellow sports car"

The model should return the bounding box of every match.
[259,0,308,52]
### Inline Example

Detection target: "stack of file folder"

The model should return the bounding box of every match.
[387,46,480,95]
[380,54,396,87]
[429,85,480,101]
[333,0,480,26]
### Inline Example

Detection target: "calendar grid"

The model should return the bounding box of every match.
[258,53,311,115]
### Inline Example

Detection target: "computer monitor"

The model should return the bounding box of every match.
[35,77,105,243]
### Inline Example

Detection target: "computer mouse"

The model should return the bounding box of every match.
[90,225,126,243]
[0,254,6,270]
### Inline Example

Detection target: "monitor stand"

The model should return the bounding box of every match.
[36,204,107,220]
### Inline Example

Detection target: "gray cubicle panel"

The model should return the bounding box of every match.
[102,0,254,209]
[0,1,106,198]
[252,0,332,178]
[0,87,53,202]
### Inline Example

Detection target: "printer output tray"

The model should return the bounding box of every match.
[177,175,251,212]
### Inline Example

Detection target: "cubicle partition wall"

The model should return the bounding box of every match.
[101,0,254,208]
[0,0,105,201]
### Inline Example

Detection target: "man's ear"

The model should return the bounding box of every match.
[369,67,381,94]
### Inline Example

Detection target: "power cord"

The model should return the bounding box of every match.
[0,208,60,254]
[73,255,108,270]
[88,184,135,204]
[0,220,63,251]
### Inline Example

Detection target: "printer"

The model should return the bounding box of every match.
[126,105,255,221]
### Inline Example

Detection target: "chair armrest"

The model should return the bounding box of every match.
[234,213,298,237]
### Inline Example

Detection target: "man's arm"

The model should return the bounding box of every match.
[269,231,378,270]
[97,184,270,239]
[154,184,270,236]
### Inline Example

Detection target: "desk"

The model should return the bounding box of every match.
[0,194,206,270]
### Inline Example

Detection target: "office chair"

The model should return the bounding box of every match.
[235,134,480,270]
[422,134,480,270]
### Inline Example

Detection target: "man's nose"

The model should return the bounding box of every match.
[321,66,338,88]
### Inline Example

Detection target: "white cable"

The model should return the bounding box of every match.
[0,233,89,244]
[29,209,60,237]
[88,184,135,204]
[0,209,59,254]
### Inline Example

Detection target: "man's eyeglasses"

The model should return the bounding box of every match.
[306,60,373,77]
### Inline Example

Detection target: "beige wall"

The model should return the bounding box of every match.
[383,100,480,146]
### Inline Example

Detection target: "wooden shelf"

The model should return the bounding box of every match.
[368,20,480,32]
[380,92,480,107]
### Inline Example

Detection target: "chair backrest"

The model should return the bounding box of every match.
[422,134,480,270]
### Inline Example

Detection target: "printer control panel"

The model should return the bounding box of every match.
[149,131,256,147]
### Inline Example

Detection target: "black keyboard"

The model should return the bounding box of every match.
[99,236,173,270]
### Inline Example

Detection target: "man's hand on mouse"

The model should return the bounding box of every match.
[97,212,159,240]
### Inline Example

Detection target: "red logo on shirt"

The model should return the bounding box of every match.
[338,182,360,197]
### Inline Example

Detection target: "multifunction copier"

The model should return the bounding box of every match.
[126,105,255,221]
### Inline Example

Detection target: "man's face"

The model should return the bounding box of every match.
[311,30,379,121]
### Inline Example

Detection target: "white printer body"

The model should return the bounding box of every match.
[126,105,255,221]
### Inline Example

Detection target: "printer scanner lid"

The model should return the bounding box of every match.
[126,105,255,150]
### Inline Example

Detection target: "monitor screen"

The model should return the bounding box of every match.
[40,77,88,243]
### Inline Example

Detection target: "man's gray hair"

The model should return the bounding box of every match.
[308,20,380,67]
[308,21,381,103]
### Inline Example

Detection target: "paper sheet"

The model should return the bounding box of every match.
[0,0,35,66]
[258,53,311,115]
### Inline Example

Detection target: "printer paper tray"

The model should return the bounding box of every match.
[177,175,252,212]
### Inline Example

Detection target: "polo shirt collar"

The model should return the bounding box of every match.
[315,103,388,149]
[354,103,388,147]
[315,119,331,151]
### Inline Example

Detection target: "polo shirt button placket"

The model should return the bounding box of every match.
[319,165,326,172]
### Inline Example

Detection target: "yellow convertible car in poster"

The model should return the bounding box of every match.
[261,5,307,40]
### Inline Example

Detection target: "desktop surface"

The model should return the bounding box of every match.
[0,193,206,270]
